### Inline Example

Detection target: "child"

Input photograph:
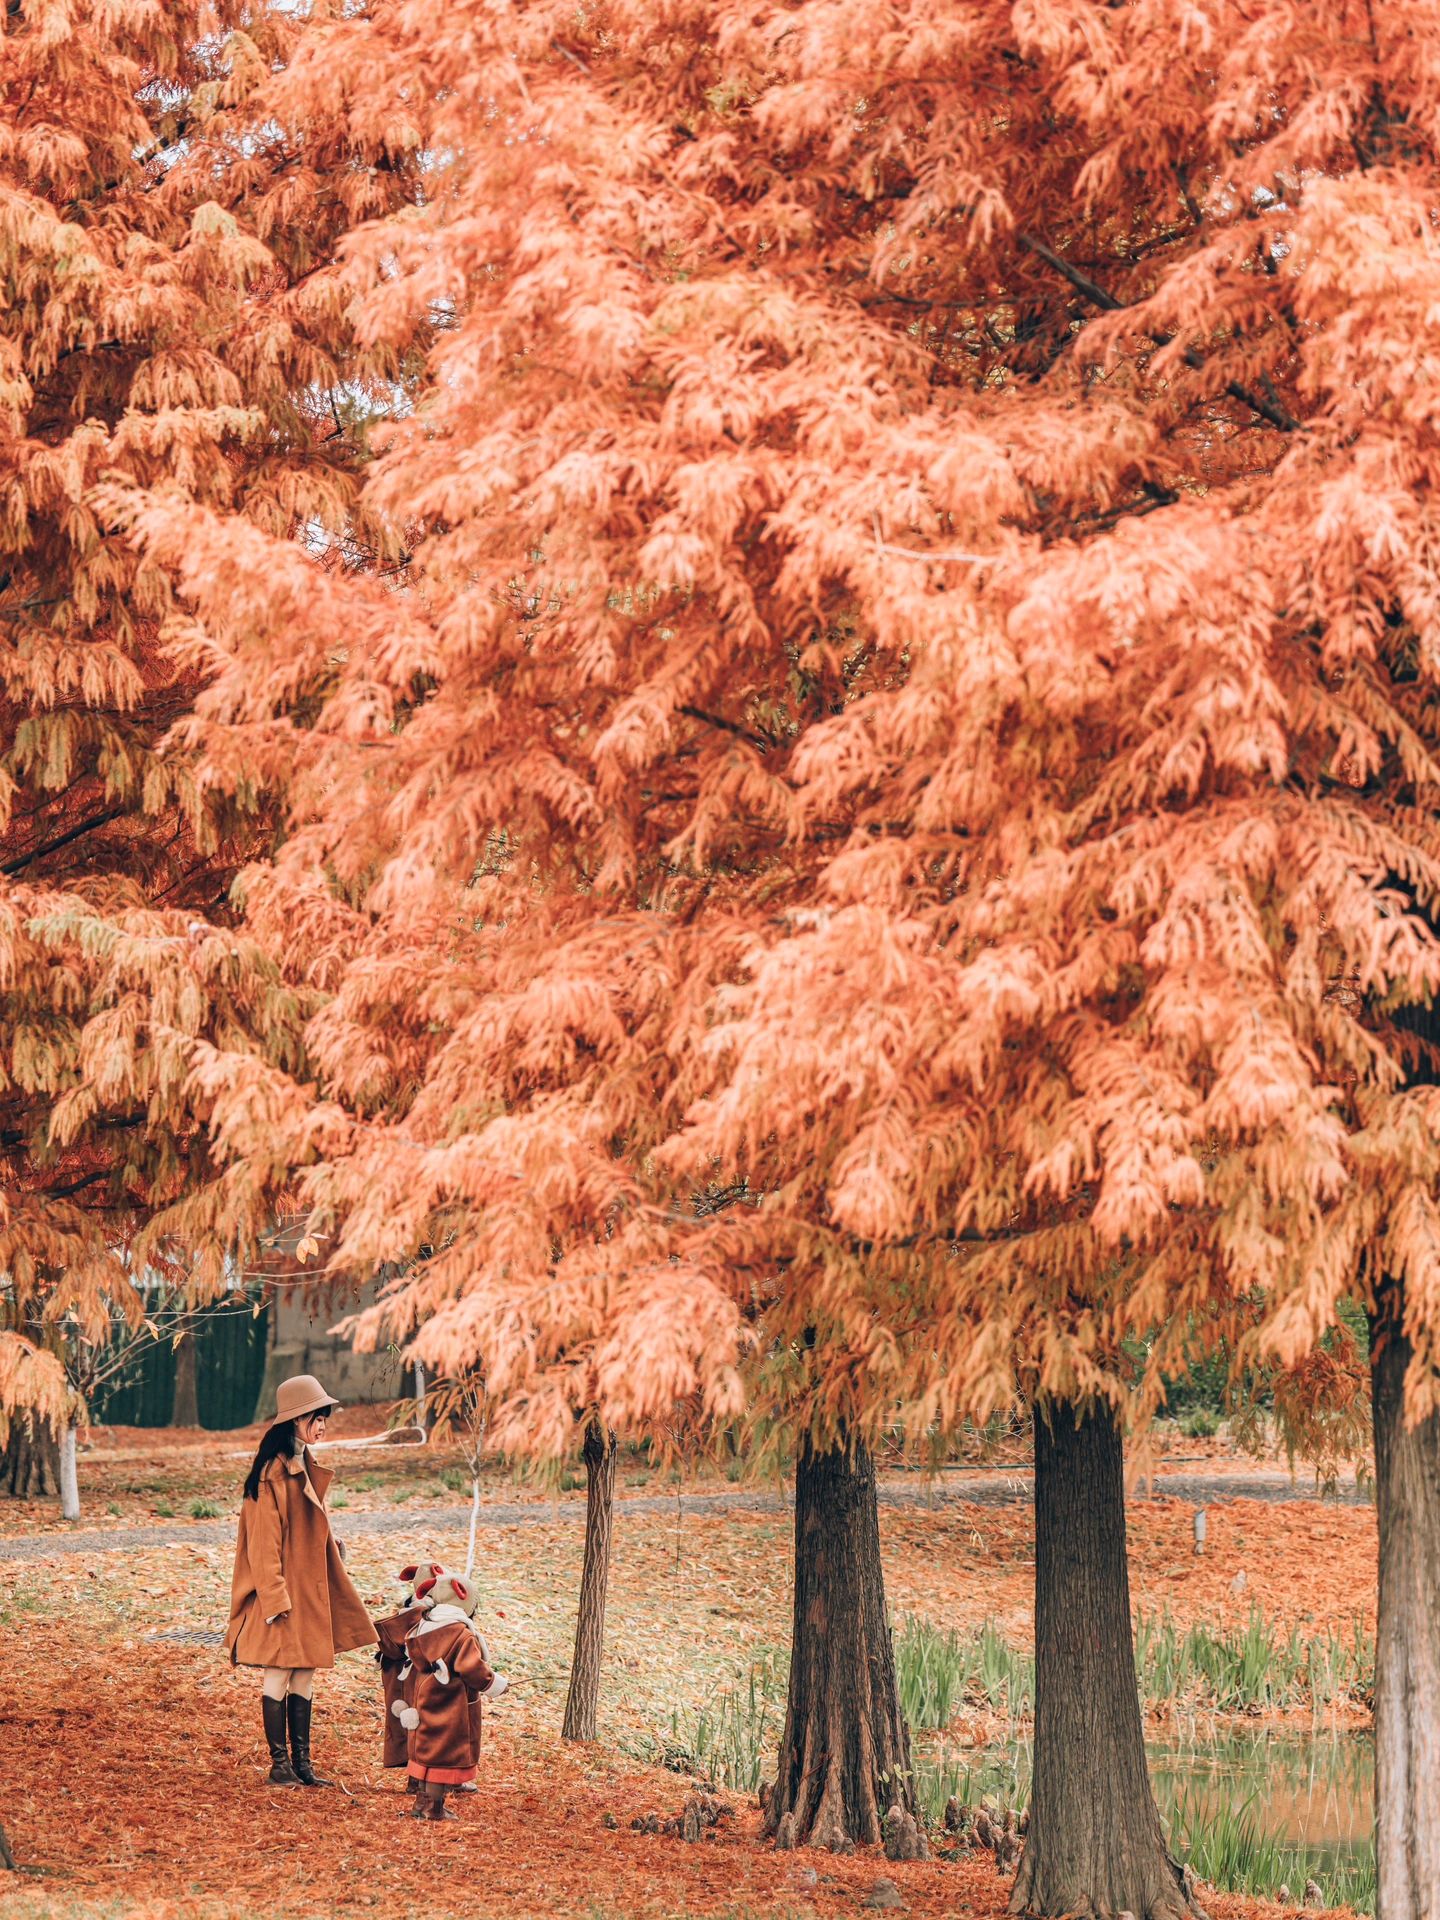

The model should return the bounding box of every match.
[392,1568,507,1821]
[372,1562,436,1790]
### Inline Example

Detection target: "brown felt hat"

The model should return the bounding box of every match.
[270,1373,340,1426]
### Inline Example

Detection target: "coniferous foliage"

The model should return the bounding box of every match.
[0,0,421,1416]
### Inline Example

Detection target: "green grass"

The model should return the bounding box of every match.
[438,1465,469,1493]
[1181,1407,1220,1439]
[153,1501,175,1518]
[895,1615,1033,1726]
[188,1498,221,1519]
[1135,1609,1373,1715]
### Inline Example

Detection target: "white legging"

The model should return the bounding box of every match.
[262,1666,315,1701]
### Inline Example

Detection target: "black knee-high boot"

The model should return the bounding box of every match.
[286,1693,333,1788]
[263,1696,300,1785]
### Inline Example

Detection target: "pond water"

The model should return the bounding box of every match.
[1151,1728,1373,1845]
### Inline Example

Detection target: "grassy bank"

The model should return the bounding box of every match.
[659,1613,1376,1911]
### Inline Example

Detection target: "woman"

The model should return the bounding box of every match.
[225,1373,377,1787]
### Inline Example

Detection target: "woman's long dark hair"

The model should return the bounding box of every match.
[243,1420,297,1501]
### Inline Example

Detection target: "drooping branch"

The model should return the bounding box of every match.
[1017,233,1302,434]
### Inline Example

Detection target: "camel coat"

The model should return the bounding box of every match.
[225,1450,376,1670]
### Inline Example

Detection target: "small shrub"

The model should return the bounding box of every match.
[438,1465,468,1493]
[188,1498,220,1519]
[390,1488,414,1505]
[355,1473,382,1491]
[1181,1408,1220,1439]
[154,1502,175,1518]
[106,1502,121,1517]
[330,1495,349,1510]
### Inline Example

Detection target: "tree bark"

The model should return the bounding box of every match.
[1,1415,61,1499]
[561,1419,616,1742]
[765,1432,915,1851]
[1369,1274,1440,1920]
[171,1331,199,1428]
[1010,1400,1194,1920]
[0,1814,15,1870]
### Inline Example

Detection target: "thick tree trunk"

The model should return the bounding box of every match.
[1,1415,61,1499]
[765,1432,914,1851]
[1010,1400,1193,1920]
[561,1420,616,1742]
[171,1332,199,1427]
[1369,1275,1440,1920]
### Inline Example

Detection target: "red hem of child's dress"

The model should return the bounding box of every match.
[407,1763,477,1785]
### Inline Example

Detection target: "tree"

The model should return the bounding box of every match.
[107,0,1440,1902]
[561,1418,618,1744]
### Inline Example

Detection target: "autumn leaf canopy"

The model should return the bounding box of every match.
[9,0,1440,1451]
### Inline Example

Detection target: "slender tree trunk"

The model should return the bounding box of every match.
[1369,1275,1440,1920]
[0,1814,15,1870]
[561,1420,616,1742]
[765,1431,914,1851]
[1010,1400,1194,1920]
[2,1415,61,1499]
[58,1423,81,1520]
[171,1331,200,1427]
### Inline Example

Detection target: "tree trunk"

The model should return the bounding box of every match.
[0,1814,15,1870]
[58,1422,81,1520]
[1010,1400,1194,1920]
[1369,1274,1440,1920]
[765,1431,915,1851]
[1,1415,61,1499]
[171,1331,199,1427]
[561,1420,616,1742]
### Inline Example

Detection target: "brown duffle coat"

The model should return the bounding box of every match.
[374,1605,427,1768]
[404,1617,494,1786]
[225,1450,376,1670]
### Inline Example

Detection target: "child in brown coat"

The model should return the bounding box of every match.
[392,1568,507,1820]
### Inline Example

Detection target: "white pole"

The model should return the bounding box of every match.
[465,1472,481,1583]
[59,1424,81,1521]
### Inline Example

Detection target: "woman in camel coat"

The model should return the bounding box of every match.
[226,1374,377,1787]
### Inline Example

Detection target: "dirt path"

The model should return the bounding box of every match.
[0,1466,1369,1562]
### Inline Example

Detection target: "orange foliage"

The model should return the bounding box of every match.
[30,3,1440,1450]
